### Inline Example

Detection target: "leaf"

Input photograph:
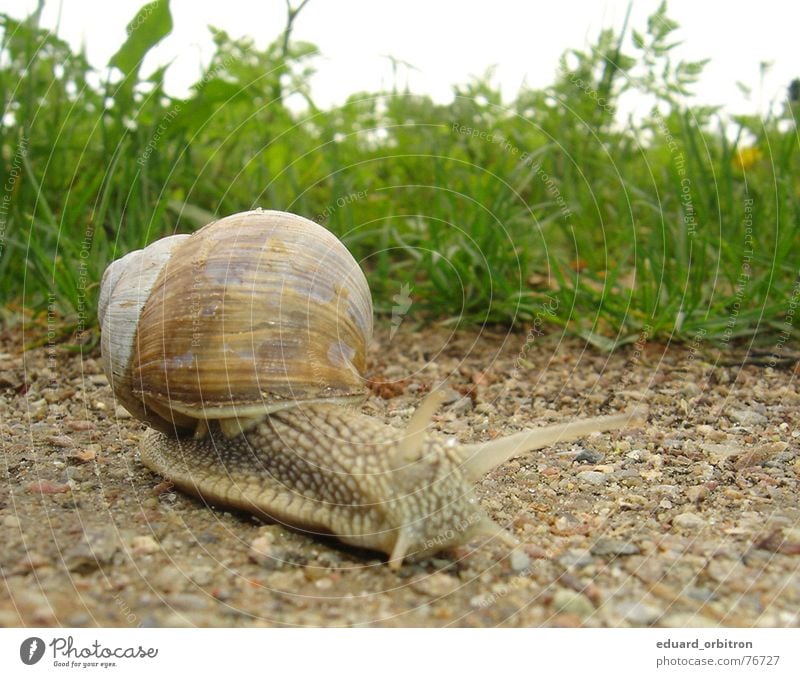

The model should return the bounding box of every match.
[109,0,173,78]
[578,329,619,352]
[167,199,216,228]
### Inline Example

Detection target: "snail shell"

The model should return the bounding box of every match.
[99,209,372,437]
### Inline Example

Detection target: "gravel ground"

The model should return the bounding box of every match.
[1,322,798,627]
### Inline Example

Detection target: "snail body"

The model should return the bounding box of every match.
[100,209,643,567]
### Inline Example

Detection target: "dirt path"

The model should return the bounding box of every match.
[1,324,798,627]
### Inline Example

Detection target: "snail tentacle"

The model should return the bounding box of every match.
[457,407,647,481]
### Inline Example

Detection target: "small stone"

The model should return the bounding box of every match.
[114,405,132,419]
[440,388,461,405]
[151,566,187,593]
[248,532,304,569]
[552,589,594,618]
[706,558,749,583]
[69,445,99,464]
[755,528,800,555]
[249,534,276,566]
[734,442,788,470]
[577,471,607,485]
[3,514,21,528]
[510,549,532,572]
[558,549,594,569]
[27,480,70,495]
[449,396,473,415]
[673,512,707,530]
[469,593,495,608]
[410,572,459,597]
[63,527,121,573]
[66,420,94,431]
[659,613,719,628]
[67,612,92,626]
[131,535,160,555]
[702,442,744,464]
[189,566,215,586]
[626,449,645,462]
[165,593,209,612]
[48,435,74,448]
[573,448,604,464]
[11,553,51,575]
[680,382,701,397]
[617,600,662,625]
[522,544,548,560]
[0,371,22,389]
[590,537,640,557]
[728,408,767,426]
[686,485,709,503]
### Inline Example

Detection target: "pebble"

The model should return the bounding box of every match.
[3,514,21,528]
[734,443,788,470]
[469,593,494,609]
[660,613,720,628]
[69,446,98,464]
[728,408,768,427]
[131,535,160,555]
[410,572,459,597]
[164,593,209,612]
[573,448,604,464]
[590,537,640,557]
[440,388,461,405]
[189,566,215,587]
[151,566,188,593]
[0,370,22,389]
[680,382,701,397]
[67,612,92,626]
[673,512,707,530]
[509,549,532,572]
[558,549,594,569]
[552,589,594,618]
[63,527,121,573]
[702,442,743,463]
[27,480,70,495]
[706,558,749,583]
[686,485,709,503]
[617,600,662,625]
[248,533,303,569]
[11,553,50,575]
[449,396,474,415]
[66,420,94,431]
[48,434,74,448]
[577,471,607,485]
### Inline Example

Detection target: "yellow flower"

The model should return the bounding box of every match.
[733,146,762,170]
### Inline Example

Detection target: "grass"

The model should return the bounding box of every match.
[0,0,798,351]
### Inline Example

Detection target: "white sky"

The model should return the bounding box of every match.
[3,0,799,117]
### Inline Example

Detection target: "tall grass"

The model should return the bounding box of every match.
[1,0,797,350]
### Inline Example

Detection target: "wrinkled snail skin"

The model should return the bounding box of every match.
[138,402,492,567]
[138,399,644,568]
[100,208,646,568]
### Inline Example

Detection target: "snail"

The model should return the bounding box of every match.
[98,209,644,568]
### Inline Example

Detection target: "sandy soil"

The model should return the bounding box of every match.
[1,323,798,627]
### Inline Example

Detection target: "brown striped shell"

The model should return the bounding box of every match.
[99,209,373,437]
